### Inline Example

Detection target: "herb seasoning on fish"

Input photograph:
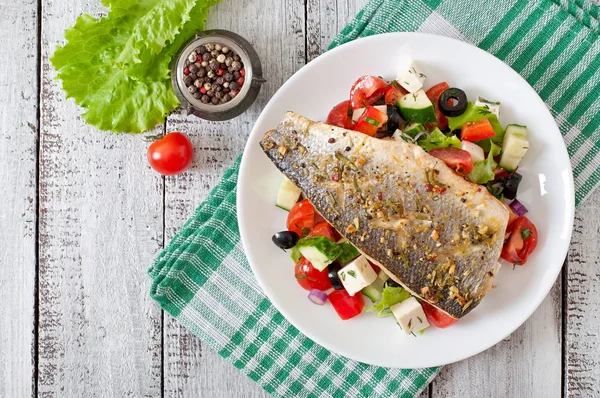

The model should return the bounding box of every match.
[260,112,510,319]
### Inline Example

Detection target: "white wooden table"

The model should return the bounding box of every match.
[1,0,599,396]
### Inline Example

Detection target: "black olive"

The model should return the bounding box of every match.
[438,88,468,117]
[503,172,522,200]
[373,96,386,106]
[385,279,401,288]
[327,262,344,290]
[386,105,402,133]
[271,231,299,249]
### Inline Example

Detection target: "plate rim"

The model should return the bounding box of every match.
[237,32,575,368]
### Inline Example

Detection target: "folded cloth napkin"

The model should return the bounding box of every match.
[150,1,600,397]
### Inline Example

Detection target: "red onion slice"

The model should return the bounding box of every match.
[308,289,328,305]
[509,199,528,216]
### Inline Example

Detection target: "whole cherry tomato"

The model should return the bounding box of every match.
[147,132,194,175]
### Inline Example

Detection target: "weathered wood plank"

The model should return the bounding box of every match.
[565,190,600,397]
[0,0,38,397]
[432,277,562,397]
[38,1,164,396]
[306,0,370,61]
[162,1,305,397]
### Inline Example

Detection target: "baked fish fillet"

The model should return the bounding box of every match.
[260,112,509,318]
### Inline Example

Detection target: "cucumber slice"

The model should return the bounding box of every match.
[377,269,390,283]
[447,102,504,143]
[402,122,425,138]
[504,124,527,139]
[276,176,301,211]
[296,236,342,271]
[398,89,436,124]
[362,278,385,303]
[499,124,529,171]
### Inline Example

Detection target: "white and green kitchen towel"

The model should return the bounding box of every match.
[149,0,600,396]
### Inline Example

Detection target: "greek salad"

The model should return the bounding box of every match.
[270,59,538,334]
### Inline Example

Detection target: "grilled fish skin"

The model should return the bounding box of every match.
[261,112,509,318]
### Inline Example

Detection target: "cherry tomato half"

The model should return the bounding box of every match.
[421,301,457,328]
[350,75,388,109]
[328,289,365,320]
[294,257,332,291]
[147,132,194,175]
[326,100,354,129]
[354,105,389,136]
[501,216,538,265]
[309,221,338,241]
[384,82,407,107]
[428,147,474,175]
[287,199,316,237]
[426,82,450,131]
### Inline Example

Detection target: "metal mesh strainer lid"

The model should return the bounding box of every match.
[171,29,265,121]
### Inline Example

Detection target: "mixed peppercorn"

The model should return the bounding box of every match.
[183,43,246,105]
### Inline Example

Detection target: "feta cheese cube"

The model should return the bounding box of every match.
[396,59,426,93]
[337,255,378,296]
[352,106,387,123]
[390,297,430,334]
[475,96,500,117]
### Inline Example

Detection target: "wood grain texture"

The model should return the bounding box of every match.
[38,0,164,396]
[432,278,563,397]
[0,0,38,397]
[306,0,370,61]
[565,191,600,397]
[162,1,305,397]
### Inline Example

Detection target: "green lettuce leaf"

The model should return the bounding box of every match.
[51,0,221,133]
[114,0,199,67]
[367,285,411,317]
[469,141,501,184]
[417,128,461,151]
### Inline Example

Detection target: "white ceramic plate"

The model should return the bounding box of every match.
[237,33,574,368]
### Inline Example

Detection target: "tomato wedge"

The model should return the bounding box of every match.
[461,118,496,141]
[350,75,387,109]
[421,301,457,328]
[309,221,338,241]
[428,147,474,175]
[384,82,407,106]
[294,257,332,291]
[367,259,380,274]
[326,100,353,129]
[354,105,388,136]
[426,82,450,130]
[501,216,538,265]
[328,289,364,320]
[286,199,315,237]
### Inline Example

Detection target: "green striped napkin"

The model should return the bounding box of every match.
[150,0,600,397]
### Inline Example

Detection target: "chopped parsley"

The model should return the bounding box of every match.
[408,319,412,329]
[340,271,346,281]
[364,116,379,126]
[477,107,491,115]
[412,92,418,101]
[521,228,531,239]
[346,107,353,117]
[418,72,426,78]
[417,316,423,324]
[347,270,357,278]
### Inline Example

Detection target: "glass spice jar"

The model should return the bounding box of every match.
[172,29,265,121]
